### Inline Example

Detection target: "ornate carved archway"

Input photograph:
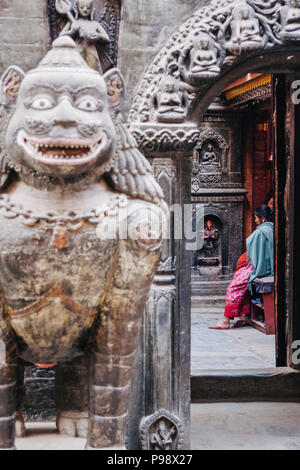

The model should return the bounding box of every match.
[129,0,300,152]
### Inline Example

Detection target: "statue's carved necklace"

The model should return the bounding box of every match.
[0,192,128,250]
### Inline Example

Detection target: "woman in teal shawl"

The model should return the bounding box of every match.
[210,205,274,330]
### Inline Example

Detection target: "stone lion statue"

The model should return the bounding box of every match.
[0,36,167,450]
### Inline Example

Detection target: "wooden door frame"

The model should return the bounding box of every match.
[191,51,300,369]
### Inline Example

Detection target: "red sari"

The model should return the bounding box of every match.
[224,252,253,319]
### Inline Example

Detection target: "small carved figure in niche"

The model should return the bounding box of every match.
[155,76,186,123]
[203,219,219,258]
[222,1,265,54]
[56,0,111,72]
[150,419,177,450]
[189,33,221,78]
[201,143,219,166]
[281,0,300,41]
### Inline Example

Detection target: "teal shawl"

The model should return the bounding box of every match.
[246,222,274,294]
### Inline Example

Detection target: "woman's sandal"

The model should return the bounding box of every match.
[231,320,248,328]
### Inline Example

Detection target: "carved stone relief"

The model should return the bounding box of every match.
[280,0,300,41]
[132,125,200,154]
[129,0,296,145]
[47,0,121,72]
[140,409,185,450]
[192,128,229,191]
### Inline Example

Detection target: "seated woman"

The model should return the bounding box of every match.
[209,205,274,330]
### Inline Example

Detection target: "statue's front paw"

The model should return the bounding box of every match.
[57,411,88,438]
[15,411,26,438]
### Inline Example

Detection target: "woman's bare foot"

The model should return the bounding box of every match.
[209,316,230,330]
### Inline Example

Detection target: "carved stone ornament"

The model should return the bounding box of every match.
[129,0,295,134]
[149,285,177,302]
[157,257,176,273]
[0,36,167,450]
[192,128,229,177]
[152,158,176,181]
[47,0,121,72]
[280,0,300,41]
[140,409,185,450]
[192,174,222,193]
[131,124,200,154]
[154,76,187,124]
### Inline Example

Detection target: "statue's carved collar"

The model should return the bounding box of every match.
[3,156,115,192]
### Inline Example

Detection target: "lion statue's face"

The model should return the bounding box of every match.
[5,68,116,180]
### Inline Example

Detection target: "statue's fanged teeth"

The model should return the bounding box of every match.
[18,131,107,166]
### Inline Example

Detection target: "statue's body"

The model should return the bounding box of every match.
[201,143,219,165]
[203,220,219,259]
[189,35,220,78]
[155,76,186,123]
[58,0,111,72]
[281,0,300,40]
[224,2,264,53]
[0,37,166,450]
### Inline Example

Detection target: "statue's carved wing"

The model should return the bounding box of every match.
[108,116,165,206]
[0,66,25,190]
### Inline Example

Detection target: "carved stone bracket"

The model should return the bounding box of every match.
[192,175,222,192]
[131,124,200,154]
[157,257,176,273]
[152,159,177,180]
[139,409,185,450]
[129,0,298,128]
[149,285,177,303]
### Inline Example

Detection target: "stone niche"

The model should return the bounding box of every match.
[191,107,247,304]
[193,213,223,273]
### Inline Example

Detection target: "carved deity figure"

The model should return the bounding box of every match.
[57,0,112,72]
[222,1,265,54]
[0,37,167,450]
[189,33,221,78]
[201,143,219,166]
[155,76,186,123]
[281,0,300,41]
[202,219,219,258]
[150,420,176,450]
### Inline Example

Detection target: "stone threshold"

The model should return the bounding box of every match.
[191,367,300,402]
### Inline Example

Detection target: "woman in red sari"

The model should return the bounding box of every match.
[209,205,274,330]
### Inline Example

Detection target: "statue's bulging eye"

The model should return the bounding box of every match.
[76,97,101,111]
[31,97,55,110]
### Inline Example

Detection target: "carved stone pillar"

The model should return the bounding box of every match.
[127,147,192,450]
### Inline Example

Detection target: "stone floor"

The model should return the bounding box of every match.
[15,402,300,450]
[191,402,300,450]
[191,312,276,374]
[13,311,283,450]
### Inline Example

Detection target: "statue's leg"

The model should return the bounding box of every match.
[0,328,17,450]
[15,359,26,438]
[86,315,141,450]
[86,231,163,449]
[55,355,89,438]
[87,352,134,450]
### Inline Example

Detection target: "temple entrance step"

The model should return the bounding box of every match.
[191,368,300,402]
[191,295,225,314]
